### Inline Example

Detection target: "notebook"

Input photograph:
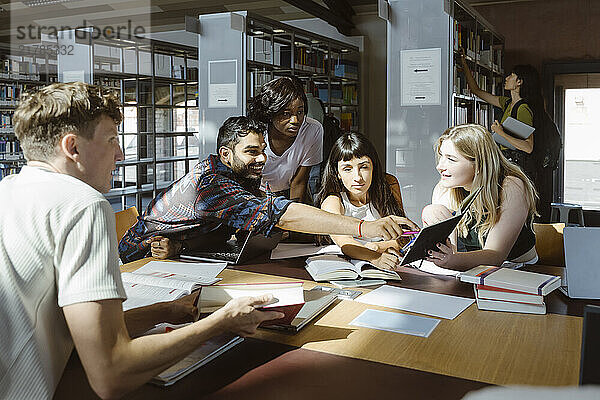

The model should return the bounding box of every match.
[494,117,535,150]
[263,286,337,332]
[559,227,600,299]
[399,187,482,266]
[180,230,282,265]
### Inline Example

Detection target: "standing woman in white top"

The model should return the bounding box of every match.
[248,77,323,203]
[316,133,419,270]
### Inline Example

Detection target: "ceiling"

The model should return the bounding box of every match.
[0,0,537,43]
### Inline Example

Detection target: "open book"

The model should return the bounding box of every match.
[122,261,226,311]
[199,282,305,326]
[305,254,401,281]
[145,323,243,386]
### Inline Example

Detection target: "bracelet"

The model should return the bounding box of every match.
[358,219,365,238]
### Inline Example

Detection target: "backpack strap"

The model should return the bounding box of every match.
[509,99,526,120]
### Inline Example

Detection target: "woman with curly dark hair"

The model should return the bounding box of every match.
[248,76,323,203]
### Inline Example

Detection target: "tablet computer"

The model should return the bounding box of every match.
[399,187,482,266]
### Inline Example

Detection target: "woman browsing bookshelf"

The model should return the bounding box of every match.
[459,50,552,220]
[421,124,539,272]
[316,132,418,270]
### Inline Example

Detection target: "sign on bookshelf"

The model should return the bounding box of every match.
[400,48,441,106]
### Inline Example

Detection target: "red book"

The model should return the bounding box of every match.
[476,284,544,305]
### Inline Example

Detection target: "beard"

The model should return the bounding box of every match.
[231,154,264,193]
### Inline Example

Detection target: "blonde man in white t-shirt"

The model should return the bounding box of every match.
[249,76,323,203]
[0,82,285,399]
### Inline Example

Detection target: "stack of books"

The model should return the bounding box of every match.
[460,266,561,314]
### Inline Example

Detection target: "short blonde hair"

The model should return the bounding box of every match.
[434,124,538,246]
[14,82,122,161]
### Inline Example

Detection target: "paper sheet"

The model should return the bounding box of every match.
[350,309,440,337]
[408,260,461,277]
[355,285,474,320]
[136,261,227,280]
[270,243,342,259]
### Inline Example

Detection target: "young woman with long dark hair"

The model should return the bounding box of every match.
[316,132,418,270]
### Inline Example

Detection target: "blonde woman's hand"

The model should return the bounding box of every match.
[426,238,457,268]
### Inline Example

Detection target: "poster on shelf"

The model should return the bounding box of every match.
[208,59,238,109]
[400,48,441,106]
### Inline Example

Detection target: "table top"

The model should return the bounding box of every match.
[55,255,586,399]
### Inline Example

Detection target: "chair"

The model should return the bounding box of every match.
[550,202,585,226]
[115,206,139,241]
[533,222,566,266]
[384,173,406,216]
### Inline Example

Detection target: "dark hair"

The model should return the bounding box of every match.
[316,132,404,218]
[247,76,308,125]
[14,82,122,161]
[216,116,266,150]
[510,64,545,125]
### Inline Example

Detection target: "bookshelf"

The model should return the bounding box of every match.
[87,37,199,211]
[198,12,360,161]
[245,14,360,131]
[0,35,199,212]
[451,0,505,127]
[0,45,58,180]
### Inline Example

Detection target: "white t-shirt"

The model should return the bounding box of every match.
[340,191,382,243]
[0,166,126,399]
[262,116,323,193]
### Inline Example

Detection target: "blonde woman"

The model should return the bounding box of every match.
[421,124,538,271]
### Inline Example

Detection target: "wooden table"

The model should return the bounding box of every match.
[55,257,584,399]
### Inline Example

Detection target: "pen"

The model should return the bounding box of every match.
[401,231,420,236]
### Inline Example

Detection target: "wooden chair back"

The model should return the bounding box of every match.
[533,222,566,266]
[115,206,139,241]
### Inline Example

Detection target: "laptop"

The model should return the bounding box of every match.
[180,230,282,265]
[559,227,600,299]
[580,304,600,384]
[263,286,337,332]
[400,186,482,266]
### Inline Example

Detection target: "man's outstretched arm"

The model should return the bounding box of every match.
[276,203,418,240]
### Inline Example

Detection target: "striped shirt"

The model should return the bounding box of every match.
[0,166,126,399]
[119,154,293,263]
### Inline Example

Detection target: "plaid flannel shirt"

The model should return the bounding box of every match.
[119,154,292,263]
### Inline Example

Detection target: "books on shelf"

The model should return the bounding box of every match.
[305,254,401,282]
[145,322,243,386]
[474,288,546,315]
[460,266,561,296]
[476,284,544,305]
[198,282,305,326]
[121,261,226,311]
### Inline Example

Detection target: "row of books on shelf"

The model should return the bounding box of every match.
[1,112,14,131]
[453,21,502,71]
[281,46,327,74]
[460,266,561,314]
[453,104,470,125]
[0,137,22,160]
[0,163,23,180]
[316,85,358,105]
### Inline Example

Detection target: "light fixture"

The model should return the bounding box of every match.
[24,0,79,6]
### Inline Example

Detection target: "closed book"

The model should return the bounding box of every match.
[494,117,535,150]
[460,266,561,296]
[199,282,305,326]
[305,254,401,282]
[476,284,544,305]
[146,323,243,386]
[474,288,546,315]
